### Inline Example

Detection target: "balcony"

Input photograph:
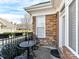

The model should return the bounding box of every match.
[0,32,60,59]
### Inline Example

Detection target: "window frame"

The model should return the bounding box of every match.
[69,0,76,51]
[59,10,65,48]
[65,0,79,58]
[36,15,46,38]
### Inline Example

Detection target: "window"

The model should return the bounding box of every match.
[62,16,65,46]
[36,16,45,38]
[69,0,76,51]
[37,27,45,38]
[64,0,79,57]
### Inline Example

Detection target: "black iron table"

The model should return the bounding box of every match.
[19,40,36,59]
[14,55,27,59]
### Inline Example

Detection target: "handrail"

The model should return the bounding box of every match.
[0,36,25,41]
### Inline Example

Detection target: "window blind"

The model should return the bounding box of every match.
[69,0,76,51]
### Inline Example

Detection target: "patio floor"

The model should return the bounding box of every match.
[22,46,60,59]
[34,47,58,59]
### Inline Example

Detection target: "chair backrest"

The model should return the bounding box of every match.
[33,34,39,44]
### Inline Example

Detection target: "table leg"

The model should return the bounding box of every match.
[27,47,33,59]
[27,47,30,59]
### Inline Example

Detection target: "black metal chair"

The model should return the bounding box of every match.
[33,34,40,50]
[24,36,27,41]
[16,44,26,54]
[1,44,18,59]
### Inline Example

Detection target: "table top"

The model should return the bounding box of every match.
[14,56,27,59]
[19,40,36,48]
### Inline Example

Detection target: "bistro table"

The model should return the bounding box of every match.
[14,55,27,59]
[19,40,36,59]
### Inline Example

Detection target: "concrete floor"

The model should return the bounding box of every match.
[34,47,52,59]
[22,46,60,59]
[34,47,60,59]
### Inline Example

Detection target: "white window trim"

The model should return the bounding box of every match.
[65,0,79,58]
[59,12,65,48]
[59,2,66,48]
[76,0,78,54]
[36,15,46,38]
[59,14,62,47]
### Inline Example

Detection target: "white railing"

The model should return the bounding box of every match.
[0,36,25,51]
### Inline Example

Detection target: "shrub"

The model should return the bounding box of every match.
[25,32,33,36]
[0,33,9,39]
[0,32,33,39]
[15,32,23,37]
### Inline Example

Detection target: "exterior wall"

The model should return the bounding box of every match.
[53,0,62,9]
[0,18,16,33]
[46,14,57,41]
[0,26,16,33]
[32,14,57,46]
[51,0,63,11]
[32,16,36,35]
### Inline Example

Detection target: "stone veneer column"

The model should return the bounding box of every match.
[46,14,57,41]
[32,16,36,35]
